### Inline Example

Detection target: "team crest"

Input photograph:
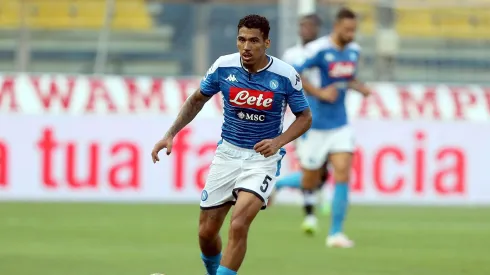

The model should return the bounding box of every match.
[349,52,357,61]
[269,79,279,90]
[325,53,335,62]
[201,190,208,201]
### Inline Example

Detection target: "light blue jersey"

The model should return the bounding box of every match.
[295,36,361,130]
[200,53,309,149]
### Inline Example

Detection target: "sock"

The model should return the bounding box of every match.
[330,183,349,235]
[302,189,316,216]
[216,265,237,275]
[276,172,302,190]
[201,253,221,275]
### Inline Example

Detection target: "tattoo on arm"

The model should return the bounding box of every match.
[165,89,211,137]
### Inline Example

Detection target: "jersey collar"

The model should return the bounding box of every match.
[240,55,273,73]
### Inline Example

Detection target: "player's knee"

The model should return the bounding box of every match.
[198,220,220,243]
[229,216,250,240]
[302,169,321,189]
[333,165,350,182]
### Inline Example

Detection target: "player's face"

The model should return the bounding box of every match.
[237,27,270,66]
[299,18,319,44]
[335,18,357,45]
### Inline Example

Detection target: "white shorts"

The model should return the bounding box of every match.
[296,125,355,170]
[200,140,285,210]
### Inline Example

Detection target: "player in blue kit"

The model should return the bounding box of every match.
[151,15,312,275]
[273,14,333,232]
[295,8,371,248]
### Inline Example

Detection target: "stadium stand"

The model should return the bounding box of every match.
[0,0,151,30]
[0,0,489,82]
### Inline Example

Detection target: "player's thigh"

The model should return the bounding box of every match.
[297,129,331,170]
[234,152,284,208]
[328,152,352,182]
[328,126,355,181]
[229,191,263,233]
[200,147,242,210]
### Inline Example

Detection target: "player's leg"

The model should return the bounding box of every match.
[199,142,241,274]
[326,126,355,248]
[301,167,322,233]
[298,130,330,234]
[217,151,282,274]
[199,205,232,275]
[217,191,263,274]
[275,171,302,190]
[319,161,332,215]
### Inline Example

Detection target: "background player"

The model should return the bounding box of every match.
[295,8,371,248]
[274,14,332,234]
[151,15,312,275]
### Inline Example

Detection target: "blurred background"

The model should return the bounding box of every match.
[1,1,490,275]
[1,0,489,82]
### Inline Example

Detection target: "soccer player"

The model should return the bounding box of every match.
[274,13,332,234]
[294,8,371,248]
[151,14,312,275]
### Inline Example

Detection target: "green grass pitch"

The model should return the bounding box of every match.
[0,203,489,275]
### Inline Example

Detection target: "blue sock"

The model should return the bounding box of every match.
[276,172,302,190]
[216,265,237,275]
[201,253,221,275]
[330,183,349,235]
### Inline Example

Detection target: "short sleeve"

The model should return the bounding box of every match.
[286,68,309,113]
[294,45,321,74]
[200,57,221,96]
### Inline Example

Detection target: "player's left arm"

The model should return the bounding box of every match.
[276,71,312,147]
[348,49,371,97]
[253,71,312,157]
[348,78,371,97]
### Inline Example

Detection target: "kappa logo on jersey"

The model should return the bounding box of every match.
[328,62,355,78]
[226,74,238,82]
[229,87,274,110]
[236,111,266,122]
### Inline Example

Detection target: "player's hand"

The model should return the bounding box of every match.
[318,84,338,102]
[254,139,280,158]
[151,135,173,163]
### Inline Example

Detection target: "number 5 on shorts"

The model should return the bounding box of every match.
[260,175,272,192]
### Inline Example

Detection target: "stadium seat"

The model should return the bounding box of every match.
[395,4,490,39]
[343,2,376,35]
[0,0,21,28]
[112,0,152,30]
[0,0,152,30]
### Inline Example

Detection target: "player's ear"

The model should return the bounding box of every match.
[265,38,270,49]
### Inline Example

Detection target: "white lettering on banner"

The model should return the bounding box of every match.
[0,116,489,204]
[1,74,490,121]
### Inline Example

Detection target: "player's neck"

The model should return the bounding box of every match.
[243,55,269,73]
[330,34,346,50]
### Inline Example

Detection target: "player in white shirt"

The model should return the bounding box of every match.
[273,14,332,234]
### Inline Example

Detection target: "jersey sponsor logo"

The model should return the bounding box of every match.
[226,74,238,82]
[328,62,355,78]
[229,87,274,110]
[236,111,266,122]
[236,111,265,122]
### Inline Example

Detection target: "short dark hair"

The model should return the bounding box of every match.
[301,13,322,26]
[336,7,356,21]
[237,14,270,39]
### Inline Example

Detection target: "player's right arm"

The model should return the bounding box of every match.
[151,58,220,162]
[295,44,337,102]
